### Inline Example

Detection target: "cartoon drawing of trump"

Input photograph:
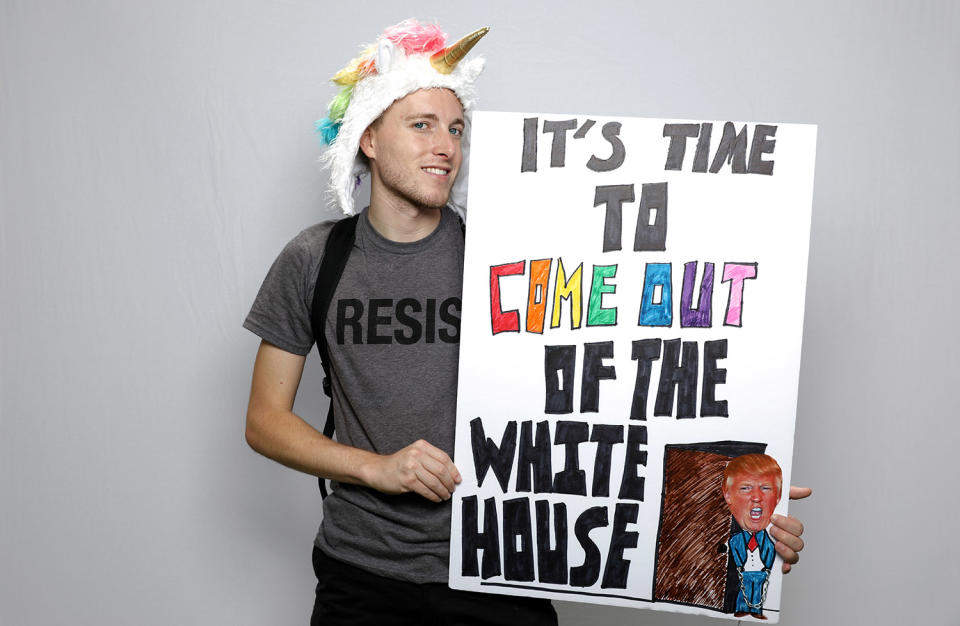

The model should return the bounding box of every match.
[721,453,782,620]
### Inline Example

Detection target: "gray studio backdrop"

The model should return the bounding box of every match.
[2,1,958,625]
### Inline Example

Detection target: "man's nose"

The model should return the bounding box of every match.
[434,130,456,157]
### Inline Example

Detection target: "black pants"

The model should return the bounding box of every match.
[311,547,557,626]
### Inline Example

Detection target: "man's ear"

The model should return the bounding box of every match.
[359,126,376,160]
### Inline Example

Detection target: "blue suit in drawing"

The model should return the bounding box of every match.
[729,529,776,616]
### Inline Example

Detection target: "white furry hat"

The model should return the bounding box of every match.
[316,19,488,216]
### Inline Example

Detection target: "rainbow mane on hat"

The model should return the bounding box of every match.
[316,19,488,216]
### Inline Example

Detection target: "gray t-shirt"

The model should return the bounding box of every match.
[244,207,464,584]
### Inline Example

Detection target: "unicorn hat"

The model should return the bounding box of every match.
[316,19,489,216]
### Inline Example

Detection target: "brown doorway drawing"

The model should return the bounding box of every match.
[652,441,767,612]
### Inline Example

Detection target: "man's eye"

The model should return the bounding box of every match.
[449,127,463,136]
[413,121,428,129]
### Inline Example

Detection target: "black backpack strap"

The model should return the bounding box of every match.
[309,214,359,497]
[306,211,463,498]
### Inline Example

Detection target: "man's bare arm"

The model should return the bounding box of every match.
[245,340,461,502]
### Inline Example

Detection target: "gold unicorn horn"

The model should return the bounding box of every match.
[430,26,490,74]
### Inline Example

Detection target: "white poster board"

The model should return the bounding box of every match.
[450,111,816,622]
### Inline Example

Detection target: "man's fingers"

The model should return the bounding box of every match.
[401,440,460,501]
[769,521,805,553]
[373,441,462,502]
[413,467,451,502]
[788,485,812,500]
[398,456,448,501]
[411,440,461,488]
[418,455,458,495]
[771,513,803,538]
[773,539,799,565]
[774,489,808,575]
[770,513,805,572]
[408,480,443,503]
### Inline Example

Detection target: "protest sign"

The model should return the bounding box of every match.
[449,111,816,622]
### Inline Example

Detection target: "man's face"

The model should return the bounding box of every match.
[361,88,465,211]
[723,471,781,533]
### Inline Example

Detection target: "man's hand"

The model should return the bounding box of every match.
[364,439,462,503]
[770,485,812,573]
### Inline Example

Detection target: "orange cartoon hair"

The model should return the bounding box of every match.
[722,453,782,493]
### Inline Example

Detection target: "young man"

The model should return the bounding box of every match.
[244,18,809,625]
[722,454,784,620]
[244,20,555,625]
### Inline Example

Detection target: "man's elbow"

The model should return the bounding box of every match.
[245,409,267,454]
[245,425,258,452]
